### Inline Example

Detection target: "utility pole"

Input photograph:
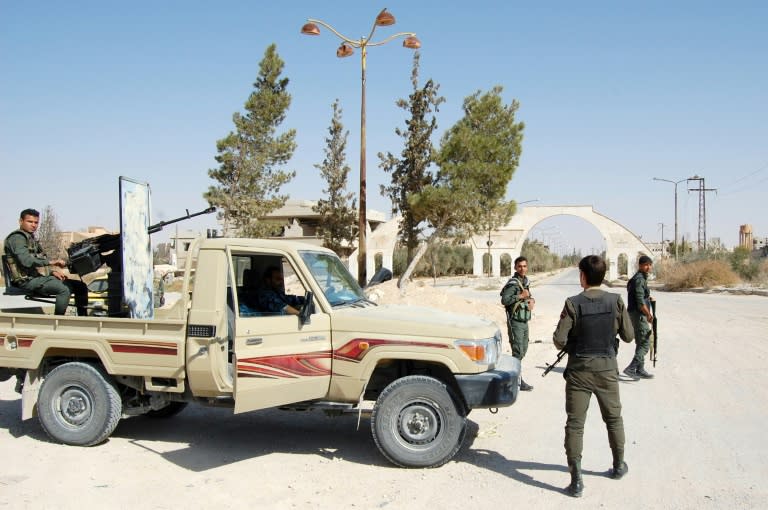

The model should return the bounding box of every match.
[658,222,666,257]
[687,175,717,250]
[653,177,688,260]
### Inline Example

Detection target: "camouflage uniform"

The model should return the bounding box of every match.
[500,272,532,360]
[626,270,653,375]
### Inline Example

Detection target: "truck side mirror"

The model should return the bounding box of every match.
[299,291,314,325]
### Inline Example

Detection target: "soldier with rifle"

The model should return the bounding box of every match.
[623,255,655,379]
[552,255,635,497]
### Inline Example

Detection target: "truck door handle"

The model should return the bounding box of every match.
[246,337,263,346]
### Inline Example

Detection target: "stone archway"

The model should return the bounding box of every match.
[469,205,652,281]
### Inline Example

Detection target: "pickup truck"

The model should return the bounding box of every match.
[0,238,519,468]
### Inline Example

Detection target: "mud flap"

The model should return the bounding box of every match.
[21,370,42,420]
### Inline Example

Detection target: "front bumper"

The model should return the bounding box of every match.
[455,354,520,409]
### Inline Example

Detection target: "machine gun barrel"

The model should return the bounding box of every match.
[147,206,216,234]
[542,348,567,377]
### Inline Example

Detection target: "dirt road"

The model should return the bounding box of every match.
[1,271,766,509]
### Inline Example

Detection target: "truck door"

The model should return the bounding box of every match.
[231,251,332,413]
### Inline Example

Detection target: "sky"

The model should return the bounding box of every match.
[1,1,766,254]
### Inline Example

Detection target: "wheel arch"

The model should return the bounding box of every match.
[363,358,468,414]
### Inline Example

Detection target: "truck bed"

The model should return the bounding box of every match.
[0,312,187,380]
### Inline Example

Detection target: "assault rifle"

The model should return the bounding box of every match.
[542,348,567,377]
[650,300,658,367]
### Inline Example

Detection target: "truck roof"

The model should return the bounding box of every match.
[196,237,336,255]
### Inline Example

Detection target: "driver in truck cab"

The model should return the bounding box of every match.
[256,266,305,315]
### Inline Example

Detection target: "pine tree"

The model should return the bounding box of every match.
[379,52,444,263]
[37,205,65,260]
[204,44,296,238]
[313,100,358,255]
[401,86,524,290]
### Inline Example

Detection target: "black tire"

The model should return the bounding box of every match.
[371,375,467,468]
[145,401,188,418]
[37,362,122,446]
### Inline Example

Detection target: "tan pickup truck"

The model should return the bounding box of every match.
[0,238,519,468]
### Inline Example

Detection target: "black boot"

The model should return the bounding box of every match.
[566,460,584,497]
[520,378,533,391]
[636,362,654,379]
[611,460,629,479]
[623,359,639,379]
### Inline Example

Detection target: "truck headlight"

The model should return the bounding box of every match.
[455,330,501,365]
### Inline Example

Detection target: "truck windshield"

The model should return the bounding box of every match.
[299,251,368,307]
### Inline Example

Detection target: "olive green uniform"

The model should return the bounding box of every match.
[4,229,87,316]
[553,288,634,469]
[627,270,653,366]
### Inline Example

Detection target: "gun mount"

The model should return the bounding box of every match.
[66,206,216,317]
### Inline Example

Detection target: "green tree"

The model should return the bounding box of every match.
[313,100,358,255]
[204,44,296,238]
[37,205,65,260]
[379,52,445,263]
[401,86,524,291]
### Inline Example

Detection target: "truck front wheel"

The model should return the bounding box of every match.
[38,362,122,446]
[371,375,467,468]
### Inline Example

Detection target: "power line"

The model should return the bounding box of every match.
[719,161,768,195]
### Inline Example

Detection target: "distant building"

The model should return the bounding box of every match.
[645,241,669,259]
[59,226,114,246]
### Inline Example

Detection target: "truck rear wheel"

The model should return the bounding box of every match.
[38,362,122,446]
[371,375,467,468]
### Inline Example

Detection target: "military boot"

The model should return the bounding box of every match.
[635,363,654,379]
[566,460,584,497]
[519,378,533,391]
[623,359,639,379]
[611,460,629,479]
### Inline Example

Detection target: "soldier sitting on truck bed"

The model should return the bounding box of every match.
[256,266,305,316]
[4,208,88,317]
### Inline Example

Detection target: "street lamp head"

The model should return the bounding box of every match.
[336,43,354,58]
[403,35,421,49]
[301,22,320,36]
[375,9,396,26]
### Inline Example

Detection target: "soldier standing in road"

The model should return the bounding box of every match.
[501,256,535,391]
[553,255,634,497]
[623,255,655,379]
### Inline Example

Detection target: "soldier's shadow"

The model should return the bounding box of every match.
[463,447,605,494]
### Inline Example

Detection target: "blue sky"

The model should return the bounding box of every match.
[1,1,766,253]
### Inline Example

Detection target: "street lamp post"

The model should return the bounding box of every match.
[301,9,420,286]
[652,177,688,260]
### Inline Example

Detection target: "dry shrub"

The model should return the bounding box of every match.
[757,259,768,287]
[661,259,740,290]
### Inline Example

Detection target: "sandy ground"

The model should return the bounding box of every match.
[1,270,767,509]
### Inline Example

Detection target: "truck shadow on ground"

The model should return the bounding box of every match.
[0,397,48,441]
[2,396,595,492]
[111,404,383,470]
